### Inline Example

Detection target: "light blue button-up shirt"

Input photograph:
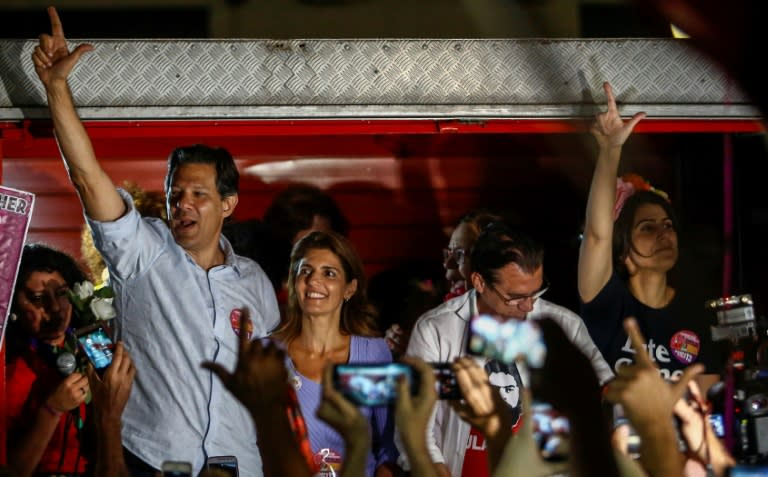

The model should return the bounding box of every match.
[88,189,280,477]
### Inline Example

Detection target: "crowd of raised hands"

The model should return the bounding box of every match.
[172,313,731,477]
[198,314,730,477]
[0,313,739,477]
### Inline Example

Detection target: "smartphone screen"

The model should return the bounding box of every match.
[76,324,114,372]
[333,363,417,406]
[728,465,768,477]
[530,401,570,461]
[431,363,461,400]
[466,314,546,367]
[206,456,238,477]
[709,413,725,438]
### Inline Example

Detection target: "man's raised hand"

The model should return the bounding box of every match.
[32,7,93,87]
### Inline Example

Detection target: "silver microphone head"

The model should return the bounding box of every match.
[56,352,77,376]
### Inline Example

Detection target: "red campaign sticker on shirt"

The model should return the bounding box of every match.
[229,309,253,340]
[669,330,700,365]
[313,448,342,477]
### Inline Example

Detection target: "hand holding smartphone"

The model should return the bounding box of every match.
[431,363,462,400]
[466,314,546,366]
[75,323,115,374]
[332,362,463,406]
[332,363,417,406]
[206,456,239,477]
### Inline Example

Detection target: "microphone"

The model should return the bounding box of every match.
[56,352,77,376]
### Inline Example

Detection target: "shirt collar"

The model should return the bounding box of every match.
[219,235,242,276]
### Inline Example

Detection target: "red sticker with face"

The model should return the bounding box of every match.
[230,308,253,340]
[313,448,342,477]
[670,330,700,365]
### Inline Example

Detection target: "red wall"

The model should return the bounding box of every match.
[7,118,760,278]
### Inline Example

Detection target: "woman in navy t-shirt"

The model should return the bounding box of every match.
[578,82,718,380]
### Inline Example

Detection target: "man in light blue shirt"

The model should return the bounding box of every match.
[33,8,279,476]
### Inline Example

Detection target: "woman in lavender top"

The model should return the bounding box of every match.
[272,231,399,477]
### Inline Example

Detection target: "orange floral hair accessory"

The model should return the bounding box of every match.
[613,173,670,221]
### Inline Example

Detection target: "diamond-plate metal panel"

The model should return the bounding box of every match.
[0,39,758,120]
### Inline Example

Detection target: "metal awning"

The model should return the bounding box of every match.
[0,38,760,120]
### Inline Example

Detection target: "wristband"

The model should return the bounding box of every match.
[42,402,63,417]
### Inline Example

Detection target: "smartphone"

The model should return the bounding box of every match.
[161,461,192,477]
[709,413,725,438]
[431,363,462,400]
[466,314,546,367]
[613,405,689,458]
[727,465,768,477]
[206,455,239,477]
[75,323,115,374]
[332,362,418,407]
[530,401,570,461]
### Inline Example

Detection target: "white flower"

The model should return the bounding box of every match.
[89,297,117,320]
[73,281,95,301]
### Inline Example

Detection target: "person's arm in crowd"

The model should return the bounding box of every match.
[491,388,553,477]
[86,342,135,477]
[8,372,89,477]
[674,381,735,477]
[535,318,620,477]
[395,357,441,477]
[31,7,125,222]
[400,320,449,477]
[606,318,705,477]
[449,357,514,473]
[369,343,400,477]
[316,365,371,477]
[385,323,407,358]
[578,81,646,303]
[202,315,312,477]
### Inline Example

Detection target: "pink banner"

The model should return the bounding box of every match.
[0,186,35,351]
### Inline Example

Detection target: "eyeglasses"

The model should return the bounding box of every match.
[488,279,549,307]
[442,247,466,264]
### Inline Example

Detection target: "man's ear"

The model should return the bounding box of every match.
[222,194,238,218]
[470,271,484,293]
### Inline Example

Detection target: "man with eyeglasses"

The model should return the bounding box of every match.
[397,222,612,477]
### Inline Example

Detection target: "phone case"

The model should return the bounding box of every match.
[161,461,192,477]
[206,456,239,477]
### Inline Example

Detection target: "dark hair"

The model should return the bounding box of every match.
[274,231,380,342]
[612,190,678,279]
[264,184,349,243]
[164,145,239,199]
[14,243,88,299]
[485,359,522,382]
[457,209,504,237]
[262,184,349,288]
[470,222,544,287]
[8,244,88,357]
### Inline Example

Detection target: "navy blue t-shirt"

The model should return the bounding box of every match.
[581,273,719,380]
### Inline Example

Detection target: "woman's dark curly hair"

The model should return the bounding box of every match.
[7,243,88,358]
